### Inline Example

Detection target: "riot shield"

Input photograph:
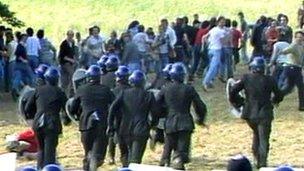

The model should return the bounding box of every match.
[72,68,87,91]
[65,97,80,125]
[17,86,35,125]
[226,78,244,118]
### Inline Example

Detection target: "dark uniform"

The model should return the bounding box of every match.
[101,71,116,89]
[157,82,207,169]
[108,82,130,163]
[71,81,114,171]
[108,86,159,166]
[25,84,67,169]
[230,73,283,168]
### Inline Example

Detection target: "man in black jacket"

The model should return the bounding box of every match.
[157,62,207,170]
[107,65,131,166]
[229,57,283,168]
[108,70,159,166]
[25,67,67,170]
[58,30,76,97]
[71,65,115,171]
[250,16,268,58]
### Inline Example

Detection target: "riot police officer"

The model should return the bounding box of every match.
[157,62,207,170]
[35,64,49,86]
[108,70,159,166]
[229,57,283,168]
[108,65,131,166]
[149,63,173,150]
[101,55,120,89]
[25,67,67,169]
[71,65,115,171]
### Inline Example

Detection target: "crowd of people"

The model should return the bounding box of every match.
[0,2,304,171]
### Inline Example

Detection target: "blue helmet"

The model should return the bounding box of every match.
[115,65,130,81]
[118,168,132,171]
[21,166,37,171]
[129,70,146,86]
[275,166,295,171]
[227,154,252,171]
[44,67,60,85]
[105,55,120,71]
[86,65,101,77]
[249,57,265,73]
[97,55,109,68]
[42,164,63,171]
[169,62,187,82]
[162,63,173,80]
[35,64,49,79]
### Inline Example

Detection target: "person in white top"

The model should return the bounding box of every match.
[132,25,154,73]
[25,27,41,71]
[86,25,105,65]
[202,16,226,90]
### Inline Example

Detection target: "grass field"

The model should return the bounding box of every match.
[0,0,303,170]
[0,0,301,45]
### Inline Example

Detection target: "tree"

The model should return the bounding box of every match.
[0,2,24,28]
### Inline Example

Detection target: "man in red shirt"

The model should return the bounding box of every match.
[189,21,210,81]
[231,20,242,65]
[5,128,38,159]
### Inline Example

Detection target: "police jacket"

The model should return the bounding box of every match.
[71,81,114,131]
[157,82,207,134]
[25,85,67,134]
[230,73,283,121]
[109,86,159,138]
[101,71,116,89]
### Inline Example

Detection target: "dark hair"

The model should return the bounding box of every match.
[280,14,289,23]
[232,20,238,27]
[92,25,100,32]
[209,17,217,29]
[137,25,145,32]
[5,31,13,43]
[161,18,168,25]
[5,27,12,32]
[201,21,210,29]
[16,33,27,42]
[110,30,117,37]
[26,27,34,36]
[183,16,189,24]
[259,15,267,24]
[0,26,6,31]
[217,16,225,23]
[225,18,231,27]
[295,30,304,37]
[128,20,139,30]
[238,12,244,17]
[37,29,44,39]
[277,13,284,22]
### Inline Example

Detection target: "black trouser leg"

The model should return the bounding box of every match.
[160,132,177,166]
[81,125,108,171]
[129,137,148,164]
[36,130,45,170]
[171,131,191,170]
[36,130,58,169]
[118,135,129,167]
[257,120,272,168]
[247,121,259,162]
[294,68,304,109]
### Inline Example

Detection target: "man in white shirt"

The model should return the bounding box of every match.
[202,16,226,90]
[269,34,290,87]
[26,27,41,71]
[132,25,154,73]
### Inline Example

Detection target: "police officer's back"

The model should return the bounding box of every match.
[229,57,283,168]
[72,65,114,171]
[25,67,67,169]
[157,63,207,170]
[109,70,159,165]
